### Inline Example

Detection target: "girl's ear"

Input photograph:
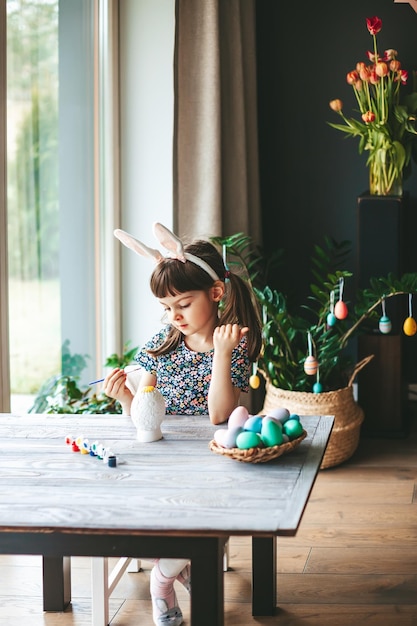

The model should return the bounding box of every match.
[211,281,225,303]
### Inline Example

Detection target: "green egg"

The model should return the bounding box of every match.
[261,419,284,447]
[236,430,262,450]
[283,418,304,439]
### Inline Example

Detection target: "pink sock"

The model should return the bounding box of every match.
[176,563,191,594]
[150,562,183,626]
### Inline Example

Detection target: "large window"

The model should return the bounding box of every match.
[7,0,60,410]
[6,0,97,411]
[2,0,174,413]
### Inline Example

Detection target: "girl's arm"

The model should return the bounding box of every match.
[103,368,157,416]
[208,324,249,425]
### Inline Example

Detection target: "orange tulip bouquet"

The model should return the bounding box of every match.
[328,16,417,196]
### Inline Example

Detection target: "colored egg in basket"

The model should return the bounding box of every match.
[210,406,307,462]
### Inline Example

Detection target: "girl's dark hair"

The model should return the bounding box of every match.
[148,239,262,361]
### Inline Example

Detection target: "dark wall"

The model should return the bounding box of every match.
[256,0,417,306]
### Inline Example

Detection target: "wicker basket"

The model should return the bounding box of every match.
[209,430,307,463]
[261,356,374,470]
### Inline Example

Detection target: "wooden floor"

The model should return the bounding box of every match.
[1,412,417,626]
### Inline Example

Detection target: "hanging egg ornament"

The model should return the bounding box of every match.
[249,374,260,389]
[334,299,348,319]
[334,277,348,320]
[304,331,318,375]
[379,315,392,334]
[403,294,417,336]
[249,363,260,389]
[313,381,323,393]
[403,316,417,336]
[327,311,337,327]
[379,299,391,334]
[313,368,322,393]
[327,290,337,327]
[304,355,318,376]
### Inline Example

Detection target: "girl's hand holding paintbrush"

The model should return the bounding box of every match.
[90,367,142,416]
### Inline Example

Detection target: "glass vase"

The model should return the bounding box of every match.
[368,154,403,196]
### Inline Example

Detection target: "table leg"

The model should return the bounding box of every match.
[252,536,276,616]
[42,556,72,611]
[190,537,224,626]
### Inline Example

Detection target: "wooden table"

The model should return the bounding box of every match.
[0,412,333,625]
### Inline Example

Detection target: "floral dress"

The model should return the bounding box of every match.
[134,327,250,415]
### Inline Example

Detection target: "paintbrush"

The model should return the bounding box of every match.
[89,366,141,386]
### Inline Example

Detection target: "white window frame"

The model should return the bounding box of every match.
[0,0,174,409]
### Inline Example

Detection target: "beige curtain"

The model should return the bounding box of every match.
[173,0,261,242]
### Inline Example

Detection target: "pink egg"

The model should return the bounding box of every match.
[214,426,243,449]
[228,405,250,429]
[334,300,348,320]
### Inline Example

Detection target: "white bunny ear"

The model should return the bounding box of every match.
[114,229,163,262]
[153,222,186,262]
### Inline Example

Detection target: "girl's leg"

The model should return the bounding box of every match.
[175,562,191,593]
[148,558,191,591]
[150,558,189,626]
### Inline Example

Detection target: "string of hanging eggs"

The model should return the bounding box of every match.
[305,277,349,394]
[304,279,417,393]
[249,275,417,392]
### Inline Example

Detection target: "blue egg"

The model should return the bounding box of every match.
[327,312,337,327]
[313,382,323,393]
[243,415,264,434]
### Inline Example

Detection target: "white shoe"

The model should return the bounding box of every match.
[153,600,183,626]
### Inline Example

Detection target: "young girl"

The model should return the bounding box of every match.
[103,223,262,626]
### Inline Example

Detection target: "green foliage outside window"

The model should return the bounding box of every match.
[7,0,59,280]
[29,340,139,414]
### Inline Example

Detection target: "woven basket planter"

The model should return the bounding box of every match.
[261,356,373,469]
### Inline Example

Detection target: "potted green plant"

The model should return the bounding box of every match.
[213,233,417,468]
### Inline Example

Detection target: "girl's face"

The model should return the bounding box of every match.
[158,287,222,337]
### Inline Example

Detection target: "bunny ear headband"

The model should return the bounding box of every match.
[114,222,220,282]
